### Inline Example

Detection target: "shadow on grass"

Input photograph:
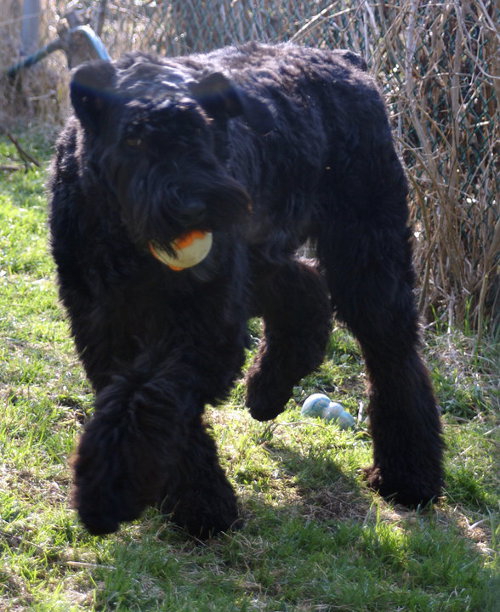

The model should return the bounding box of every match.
[86,474,497,611]
[253,438,372,524]
[60,415,498,610]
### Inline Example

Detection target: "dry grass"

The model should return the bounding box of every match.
[1,0,498,334]
[0,0,69,127]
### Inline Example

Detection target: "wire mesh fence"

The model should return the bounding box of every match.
[1,0,498,333]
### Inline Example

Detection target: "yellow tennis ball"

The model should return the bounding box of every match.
[149,230,213,271]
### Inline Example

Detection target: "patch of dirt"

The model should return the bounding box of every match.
[298,480,371,523]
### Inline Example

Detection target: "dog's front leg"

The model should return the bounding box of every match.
[72,365,185,535]
[72,325,246,537]
[157,414,242,538]
[246,259,331,421]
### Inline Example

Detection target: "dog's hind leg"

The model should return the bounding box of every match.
[246,259,331,421]
[315,194,444,507]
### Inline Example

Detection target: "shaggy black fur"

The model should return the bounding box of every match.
[49,42,444,537]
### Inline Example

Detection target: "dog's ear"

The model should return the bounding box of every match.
[189,73,274,135]
[70,61,117,132]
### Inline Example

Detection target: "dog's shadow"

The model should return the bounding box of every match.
[83,432,379,609]
[86,426,490,610]
[238,433,373,528]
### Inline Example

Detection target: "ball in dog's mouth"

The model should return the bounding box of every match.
[149,230,213,271]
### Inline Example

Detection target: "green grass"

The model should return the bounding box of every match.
[1,133,498,611]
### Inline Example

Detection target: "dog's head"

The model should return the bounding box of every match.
[70,55,274,252]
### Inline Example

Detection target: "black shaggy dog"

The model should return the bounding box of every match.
[49,42,443,537]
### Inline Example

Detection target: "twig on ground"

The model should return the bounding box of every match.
[0,125,41,168]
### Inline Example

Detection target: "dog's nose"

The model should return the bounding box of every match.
[178,199,206,225]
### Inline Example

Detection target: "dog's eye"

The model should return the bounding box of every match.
[125,137,143,149]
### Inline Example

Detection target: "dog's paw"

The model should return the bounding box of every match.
[159,475,242,539]
[77,509,121,536]
[72,461,148,535]
[363,465,442,508]
[74,492,144,535]
[245,380,291,421]
[71,416,155,535]
[179,511,244,540]
[247,399,284,422]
